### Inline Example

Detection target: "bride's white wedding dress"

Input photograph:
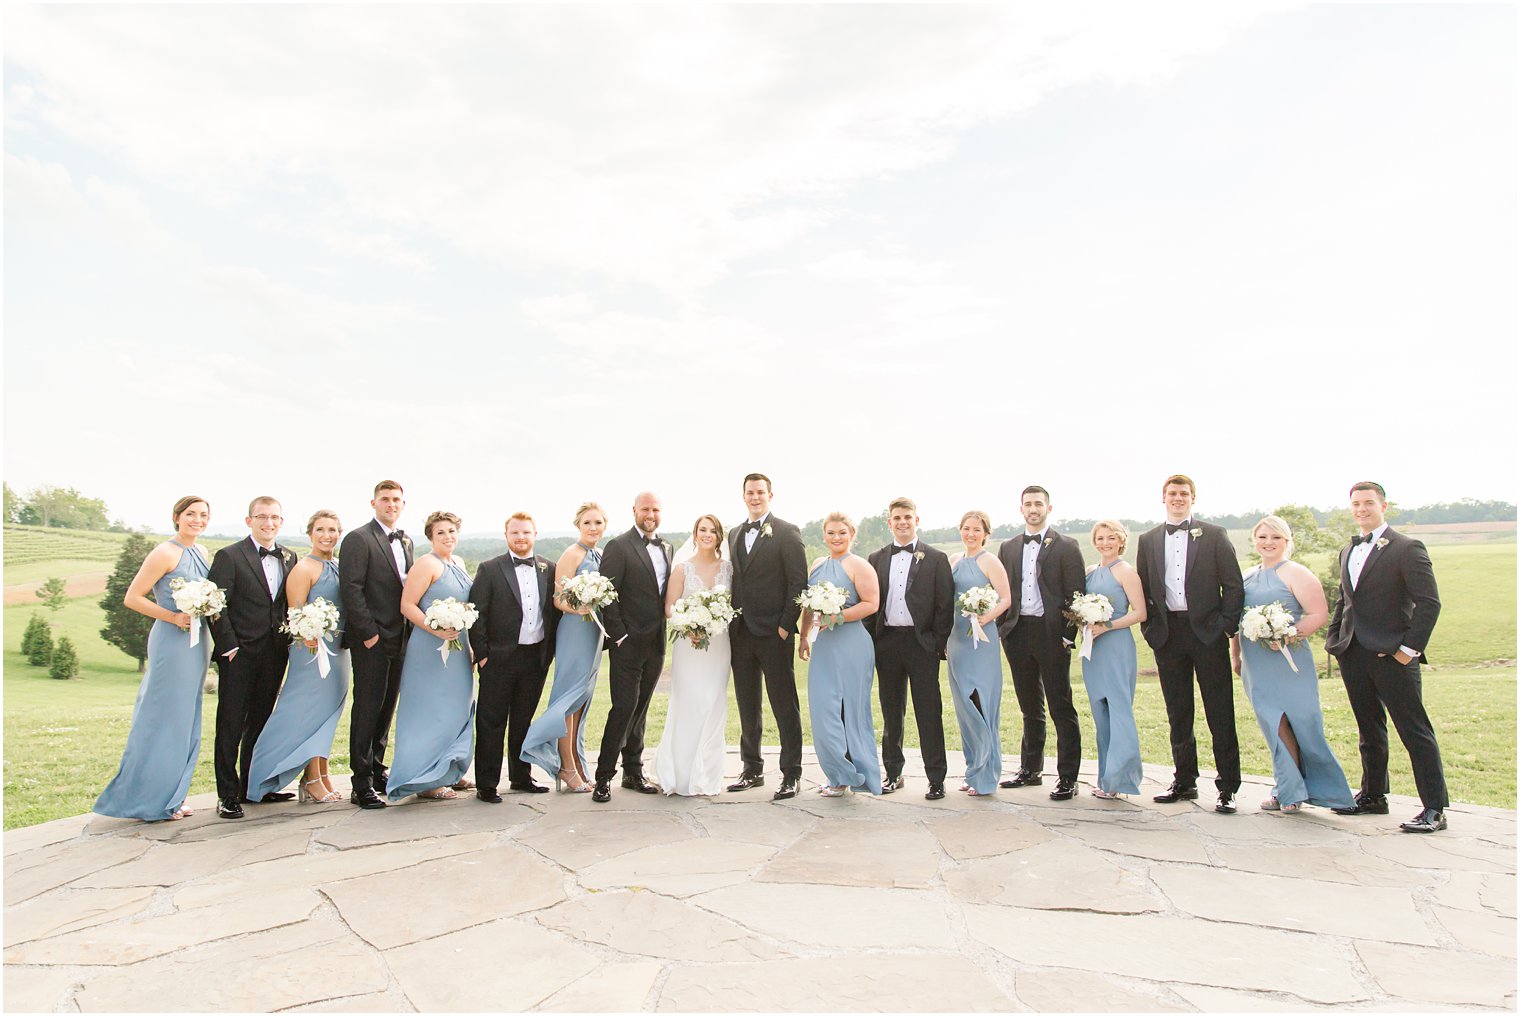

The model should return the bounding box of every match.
[655,558,732,796]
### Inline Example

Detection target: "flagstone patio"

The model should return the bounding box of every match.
[4,750,1515,1013]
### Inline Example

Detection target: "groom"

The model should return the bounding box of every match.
[727,472,808,800]
[593,491,674,803]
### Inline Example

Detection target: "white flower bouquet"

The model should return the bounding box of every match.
[1240,600,1303,673]
[1063,591,1115,661]
[797,581,850,629]
[169,577,227,647]
[283,597,342,677]
[955,585,999,647]
[668,587,740,651]
[559,571,618,638]
[424,596,479,664]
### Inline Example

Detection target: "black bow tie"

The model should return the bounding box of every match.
[1023,534,1042,545]
[743,520,764,533]
[258,545,280,559]
[644,536,664,547]
[1352,533,1375,546]
[388,530,407,542]
[1165,522,1192,536]
[511,557,535,568]
[892,543,916,555]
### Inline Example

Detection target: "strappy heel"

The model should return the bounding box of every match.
[300,778,342,804]
[557,769,591,793]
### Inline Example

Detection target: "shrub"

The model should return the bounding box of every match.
[20,614,46,658]
[26,619,54,667]
[49,636,80,680]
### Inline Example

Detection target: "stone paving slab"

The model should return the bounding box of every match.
[4,748,1515,1013]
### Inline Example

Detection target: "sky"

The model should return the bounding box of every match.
[4,2,1516,539]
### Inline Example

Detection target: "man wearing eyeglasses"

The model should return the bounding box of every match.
[208,496,297,818]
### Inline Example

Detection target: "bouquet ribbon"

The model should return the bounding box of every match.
[316,638,336,678]
[1080,625,1094,661]
[586,607,612,642]
[188,616,201,648]
[965,613,988,649]
[1276,643,1299,673]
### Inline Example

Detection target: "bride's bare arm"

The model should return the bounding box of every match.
[665,563,686,617]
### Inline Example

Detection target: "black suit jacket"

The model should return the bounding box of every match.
[207,536,297,653]
[1325,527,1440,661]
[866,541,954,657]
[599,527,675,642]
[728,515,808,637]
[338,519,415,647]
[467,552,560,667]
[995,528,1085,643]
[1135,519,1244,649]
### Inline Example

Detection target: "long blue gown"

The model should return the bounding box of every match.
[247,558,350,799]
[95,541,212,821]
[521,545,605,780]
[386,557,476,801]
[806,556,881,794]
[946,552,1003,795]
[1240,563,1354,809]
[1080,562,1144,795]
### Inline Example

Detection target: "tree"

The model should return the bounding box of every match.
[2,482,20,524]
[35,577,69,612]
[49,637,80,680]
[19,486,111,530]
[100,533,156,672]
[20,614,48,658]
[26,620,54,666]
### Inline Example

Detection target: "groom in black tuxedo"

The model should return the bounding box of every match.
[1135,474,1244,813]
[868,496,953,800]
[1325,481,1447,832]
[208,496,296,819]
[593,491,674,803]
[339,479,414,810]
[727,472,808,800]
[468,511,560,802]
[995,486,1086,800]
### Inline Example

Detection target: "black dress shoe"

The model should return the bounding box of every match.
[476,789,503,804]
[924,783,946,801]
[1215,791,1238,814]
[772,778,799,800]
[217,798,244,820]
[1153,783,1199,803]
[1400,808,1447,833]
[999,769,1043,789]
[509,781,550,795]
[727,773,765,792]
[1333,791,1390,816]
[881,776,905,795]
[259,792,295,803]
[373,772,389,795]
[592,780,612,803]
[1049,777,1077,801]
[352,787,387,810]
[621,774,660,794]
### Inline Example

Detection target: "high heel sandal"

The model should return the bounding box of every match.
[300,778,342,804]
[556,769,591,793]
[418,786,458,800]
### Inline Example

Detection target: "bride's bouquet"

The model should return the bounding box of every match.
[1062,591,1115,661]
[423,596,479,664]
[169,577,227,648]
[797,581,849,630]
[668,587,740,651]
[1240,601,1303,673]
[955,585,999,648]
[283,597,342,677]
[559,571,618,638]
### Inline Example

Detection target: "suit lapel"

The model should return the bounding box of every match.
[1339,543,1354,595]
[538,555,554,605]
[628,528,659,588]
[370,520,402,581]
[904,545,923,593]
[240,538,273,601]
[1358,528,1393,586]
[1183,521,1201,577]
[498,557,523,608]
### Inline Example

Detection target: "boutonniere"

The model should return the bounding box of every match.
[1042,537,1052,549]
[1189,528,1202,540]
[761,523,773,539]
[402,537,412,547]
[913,550,925,563]
[1376,537,1389,550]
[537,561,548,572]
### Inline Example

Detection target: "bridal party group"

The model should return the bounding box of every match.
[93,472,1452,835]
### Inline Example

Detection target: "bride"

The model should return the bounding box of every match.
[654,514,732,796]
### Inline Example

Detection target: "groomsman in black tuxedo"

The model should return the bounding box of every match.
[339,480,414,810]
[868,497,953,800]
[1325,481,1448,832]
[208,496,296,819]
[1135,474,1244,813]
[469,512,560,801]
[727,472,808,800]
[592,491,674,803]
[995,486,1086,800]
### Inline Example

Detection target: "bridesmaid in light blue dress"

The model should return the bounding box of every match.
[1233,516,1354,812]
[247,510,350,803]
[96,496,215,821]
[521,502,609,792]
[1081,521,1147,798]
[798,512,881,797]
[946,511,1013,796]
[387,511,477,802]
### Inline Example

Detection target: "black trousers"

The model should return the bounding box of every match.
[349,633,404,792]
[214,632,287,801]
[1154,612,1240,794]
[1001,616,1080,780]
[731,624,802,780]
[595,631,665,783]
[476,647,550,791]
[876,627,946,784]
[1339,639,1448,809]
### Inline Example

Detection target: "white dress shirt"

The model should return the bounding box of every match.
[743,513,770,554]
[251,536,280,599]
[512,557,545,645]
[884,541,916,626]
[378,520,409,580]
[1019,529,1046,617]
[1347,523,1388,590]
[644,535,669,590]
[1164,519,1191,611]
